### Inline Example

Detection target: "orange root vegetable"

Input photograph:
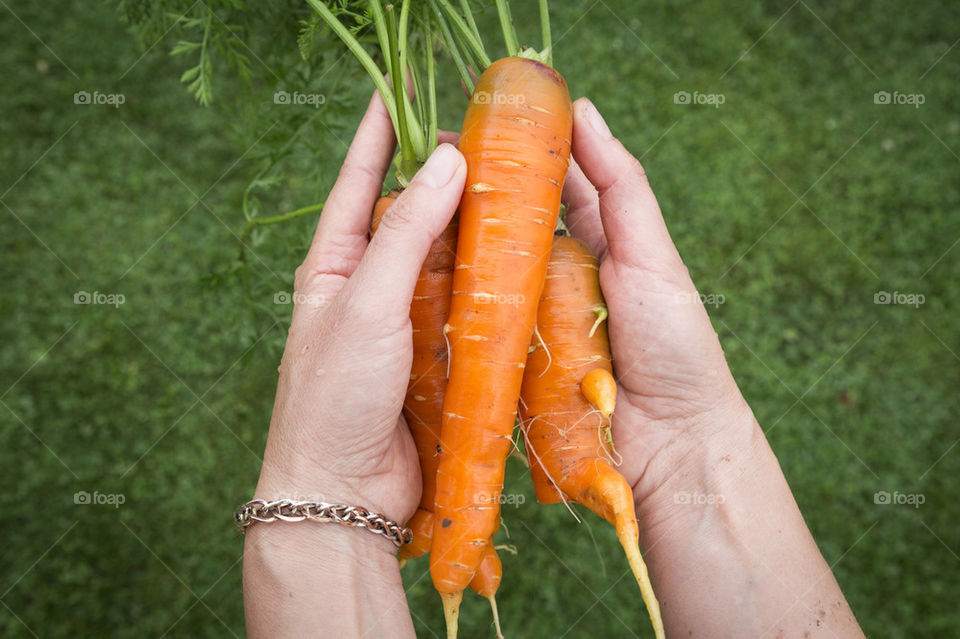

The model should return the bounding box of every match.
[371,191,455,563]
[431,56,573,629]
[519,236,664,639]
[469,544,505,639]
[371,193,503,613]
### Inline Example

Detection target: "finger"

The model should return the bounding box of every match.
[438,129,460,145]
[303,92,396,280]
[562,157,607,257]
[344,144,466,318]
[571,97,683,272]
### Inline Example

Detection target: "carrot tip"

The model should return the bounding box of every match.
[487,594,504,639]
[441,591,463,639]
[617,528,665,639]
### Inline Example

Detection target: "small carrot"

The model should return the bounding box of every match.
[520,236,664,639]
[372,193,503,631]
[469,544,504,639]
[431,55,573,633]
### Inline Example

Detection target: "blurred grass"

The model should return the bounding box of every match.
[1,0,958,637]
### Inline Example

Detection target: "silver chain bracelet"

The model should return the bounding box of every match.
[234,499,413,548]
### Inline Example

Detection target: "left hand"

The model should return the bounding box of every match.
[253,92,466,527]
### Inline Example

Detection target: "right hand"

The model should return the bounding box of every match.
[562,98,757,519]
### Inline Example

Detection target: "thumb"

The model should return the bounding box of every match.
[345,143,466,315]
[572,98,683,273]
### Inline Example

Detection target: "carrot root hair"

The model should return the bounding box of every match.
[533,324,553,378]
[519,415,582,523]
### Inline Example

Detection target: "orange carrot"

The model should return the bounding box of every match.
[431,56,572,631]
[519,236,664,639]
[469,544,504,639]
[371,193,503,628]
[371,191,456,563]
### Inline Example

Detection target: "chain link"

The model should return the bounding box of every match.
[234,499,413,548]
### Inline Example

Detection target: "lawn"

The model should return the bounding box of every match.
[1,0,958,637]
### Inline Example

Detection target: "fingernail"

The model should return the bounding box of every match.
[417,144,461,188]
[582,98,613,140]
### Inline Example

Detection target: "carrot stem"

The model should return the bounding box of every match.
[306,0,400,141]
[239,202,324,248]
[398,0,411,84]
[436,0,492,68]
[495,0,519,56]
[538,0,552,66]
[429,0,473,92]
[383,4,415,181]
[459,0,484,51]
[425,25,438,152]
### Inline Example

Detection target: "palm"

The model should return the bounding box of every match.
[560,99,745,501]
[597,258,739,496]
[277,287,423,523]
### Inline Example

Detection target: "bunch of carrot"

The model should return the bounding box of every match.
[308,2,663,637]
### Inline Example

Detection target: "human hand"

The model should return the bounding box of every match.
[560,99,864,637]
[253,94,466,527]
[562,98,756,516]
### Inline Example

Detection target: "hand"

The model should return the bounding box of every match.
[563,99,864,637]
[253,93,466,527]
[562,98,755,513]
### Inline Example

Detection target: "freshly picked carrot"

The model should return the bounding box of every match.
[520,235,665,639]
[425,3,572,635]
[431,50,572,639]
[371,193,504,639]
[307,4,511,635]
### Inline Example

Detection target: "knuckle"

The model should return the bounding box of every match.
[377,197,419,233]
[293,262,313,291]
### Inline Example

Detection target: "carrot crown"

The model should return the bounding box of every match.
[432,0,556,90]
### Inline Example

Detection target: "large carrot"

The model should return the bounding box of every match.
[431,55,573,630]
[519,236,664,639]
[372,193,503,639]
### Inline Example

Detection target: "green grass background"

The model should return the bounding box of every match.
[1,1,958,636]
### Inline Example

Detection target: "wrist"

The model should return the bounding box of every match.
[633,397,763,531]
[243,521,412,638]
[243,516,399,572]
[254,459,412,525]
